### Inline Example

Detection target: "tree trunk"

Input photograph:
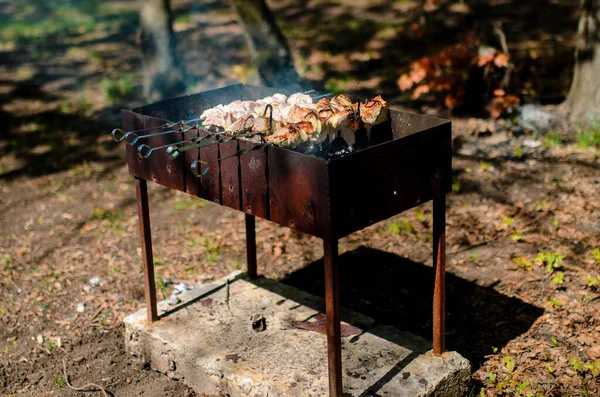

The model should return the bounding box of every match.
[138,0,187,102]
[564,0,600,123]
[227,0,306,89]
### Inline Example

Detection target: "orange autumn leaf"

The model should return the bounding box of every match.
[445,94,457,110]
[477,53,495,67]
[408,22,425,38]
[398,74,413,91]
[488,95,520,118]
[412,84,430,100]
[494,89,505,96]
[503,95,520,107]
[494,52,509,68]
[410,63,428,84]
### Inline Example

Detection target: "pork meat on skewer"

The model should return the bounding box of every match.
[199,93,389,148]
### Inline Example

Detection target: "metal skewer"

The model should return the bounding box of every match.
[136,138,192,159]
[165,133,217,159]
[190,160,210,177]
[165,134,237,160]
[189,142,267,178]
[129,127,184,145]
[112,118,202,142]
[113,92,328,143]
[112,125,167,142]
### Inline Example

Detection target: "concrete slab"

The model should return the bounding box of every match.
[124,272,470,396]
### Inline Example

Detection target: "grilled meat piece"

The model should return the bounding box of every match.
[200,92,388,149]
[360,95,389,125]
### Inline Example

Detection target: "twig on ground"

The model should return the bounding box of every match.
[90,304,107,322]
[493,21,514,89]
[62,360,109,397]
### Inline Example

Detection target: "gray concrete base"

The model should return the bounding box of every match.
[124,271,470,397]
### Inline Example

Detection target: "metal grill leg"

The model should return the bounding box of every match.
[433,195,446,354]
[245,214,257,279]
[135,177,158,322]
[324,239,343,397]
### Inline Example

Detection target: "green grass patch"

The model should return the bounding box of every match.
[0,4,96,45]
[536,251,565,273]
[576,120,600,148]
[1,254,12,270]
[54,375,66,388]
[173,198,205,211]
[389,218,415,236]
[544,131,562,149]
[69,161,105,177]
[101,75,135,104]
[92,207,123,230]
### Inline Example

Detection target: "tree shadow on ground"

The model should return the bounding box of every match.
[274,246,544,370]
[0,0,243,180]
[273,0,578,102]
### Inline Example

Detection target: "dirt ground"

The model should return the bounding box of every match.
[1,1,599,396]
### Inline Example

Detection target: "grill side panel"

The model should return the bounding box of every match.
[124,111,186,192]
[329,121,452,239]
[198,129,222,204]
[183,127,200,196]
[219,139,241,210]
[239,140,269,219]
[268,148,332,239]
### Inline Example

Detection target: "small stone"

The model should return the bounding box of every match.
[83,285,92,293]
[169,294,180,306]
[36,334,44,345]
[522,139,541,148]
[76,302,86,313]
[419,378,428,386]
[174,282,194,294]
[89,277,101,287]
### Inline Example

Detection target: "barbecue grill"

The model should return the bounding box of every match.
[119,84,451,397]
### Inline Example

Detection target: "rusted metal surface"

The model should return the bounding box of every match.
[245,214,258,279]
[239,140,268,218]
[135,177,158,322]
[290,313,362,337]
[324,239,343,397]
[198,129,221,204]
[219,139,241,210]
[433,195,446,355]
[182,126,200,196]
[329,120,451,239]
[268,148,331,238]
[124,112,185,191]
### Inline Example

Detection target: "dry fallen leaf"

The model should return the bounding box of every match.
[398,74,413,91]
[494,52,510,68]
[588,345,600,360]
